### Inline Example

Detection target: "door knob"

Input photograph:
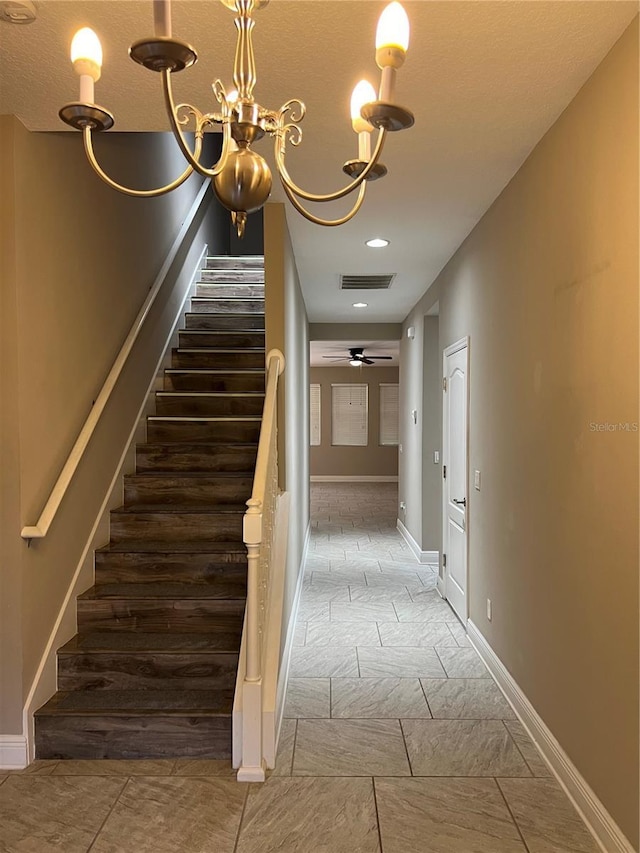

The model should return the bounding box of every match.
[453,497,466,507]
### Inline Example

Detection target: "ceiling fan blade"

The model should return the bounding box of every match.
[368,355,393,360]
[322,356,349,360]
[362,357,375,365]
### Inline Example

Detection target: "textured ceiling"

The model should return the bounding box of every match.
[1,1,637,324]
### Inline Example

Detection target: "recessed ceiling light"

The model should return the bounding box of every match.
[353,302,368,308]
[365,238,389,248]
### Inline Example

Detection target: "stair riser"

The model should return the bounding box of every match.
[206,256,263,270]
[172,351,264,370]
[35,717,231,760]
[110,511,244,544]
[190,298,264,314]
[77,600,244,633]
[178,331,265,348]
[58,652,239,692]
[124,476,253,507]
[136,443,257,473]
[146,420,260,444]
[185,313,264,331]
[199,271,264,284]
[95,553,247,585]
[196,283,264,297]
[164,371,265,393]
[155,395,264,418]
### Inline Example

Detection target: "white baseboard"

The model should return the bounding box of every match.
[0,735,28,770]
[310,475,398,483]
[21,243,208,763]
[467,620,635,853]
[396,518,439,566]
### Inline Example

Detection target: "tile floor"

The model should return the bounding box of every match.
[0,483,600,852]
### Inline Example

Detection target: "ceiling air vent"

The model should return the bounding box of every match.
[340,274,395,290]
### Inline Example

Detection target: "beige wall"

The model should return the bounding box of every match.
[400,21,639,846]
[264,204,310,642]
[0,117,227,737]
[310,366,399,478]
[420,316,441,551]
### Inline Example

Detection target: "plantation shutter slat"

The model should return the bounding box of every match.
[310,383,321,446]
[332,384,368,446]
[379,383,399,446]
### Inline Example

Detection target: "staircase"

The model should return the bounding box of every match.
[35,256,265,760]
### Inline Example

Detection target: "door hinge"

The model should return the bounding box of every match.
[442,377,447,392]
[443,464,447,479]
[443,553,447,568]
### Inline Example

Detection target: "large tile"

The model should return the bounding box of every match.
[331,678,431,718]
[395,599,460,623]
[0,775,126,852]
[447,619,472,646]
[173,759,236,777]
[311,543,348,558]
[290,645,359,677]
[331,601,397,622]
[349,584,412,603]
[358,647,446,678]
[293,719,411,776]
[91,777,246,853]
[375,777,527,853]
[307,573,352,590]
[297,601,330,622]
[270,719,296,777]
[342,552,385,567]
[378,621,458,647]
[52,759,175,776]
[328,533,372,545]
[402,719,532,776]
[284,678,331,718]
[504,722,552,777]
[421,679,516,719]
[5,760,58,775]
[436,646,491,677]
[300,586,350,604]
[293,622,307,646]
[236,777,380,853]
[305,621,381,647]
[497,778,600,852]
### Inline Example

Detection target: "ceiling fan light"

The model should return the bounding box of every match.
[350,358,361,366]
[353,302,368,308]
[366,237,389,248]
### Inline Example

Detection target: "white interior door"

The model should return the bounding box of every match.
[442,340,468,622]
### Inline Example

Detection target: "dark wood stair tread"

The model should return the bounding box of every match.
[78,582,247,600]
[97,540,248,554]
[110,504,247,514]
[36,690,234,716]
[59,632,241,654]
[125,471,253,480]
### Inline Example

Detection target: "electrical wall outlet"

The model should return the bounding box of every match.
[474,470,481,490]
[486,598,492,621]
[400,501,406,512]
[434,450,440,464]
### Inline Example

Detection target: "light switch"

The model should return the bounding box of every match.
[399,444,403,453]
[474,470,481,491]
[412,409,418,425]
[433,450,440,464]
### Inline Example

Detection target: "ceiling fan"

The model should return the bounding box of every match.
[323,347,393,366]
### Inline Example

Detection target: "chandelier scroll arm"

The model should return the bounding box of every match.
[279,177,368,227]
[161,69,233,179]
[82,125,201,197]
[274,120,388,204]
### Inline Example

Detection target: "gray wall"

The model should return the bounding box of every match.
[420,316,441,552]
[398,21,638,845]
[264,204,310,643]
[310,366,399,478]
[0,117,227,736]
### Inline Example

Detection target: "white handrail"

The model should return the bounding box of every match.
[21,180,210,541]
[238,347,285,781]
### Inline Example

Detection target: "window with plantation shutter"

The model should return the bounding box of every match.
[379,383,399,446]
[331,384,368,446]
[310,384,321,446]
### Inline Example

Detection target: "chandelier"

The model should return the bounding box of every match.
[59,0,414,237]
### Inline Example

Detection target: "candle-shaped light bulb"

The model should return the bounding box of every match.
[350,80,376,134]
[70,27,103,103]
[376,2,410,54]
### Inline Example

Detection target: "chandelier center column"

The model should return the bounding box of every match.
[233,6,257,102]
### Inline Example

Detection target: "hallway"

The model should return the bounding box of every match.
[0,485,605,851]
